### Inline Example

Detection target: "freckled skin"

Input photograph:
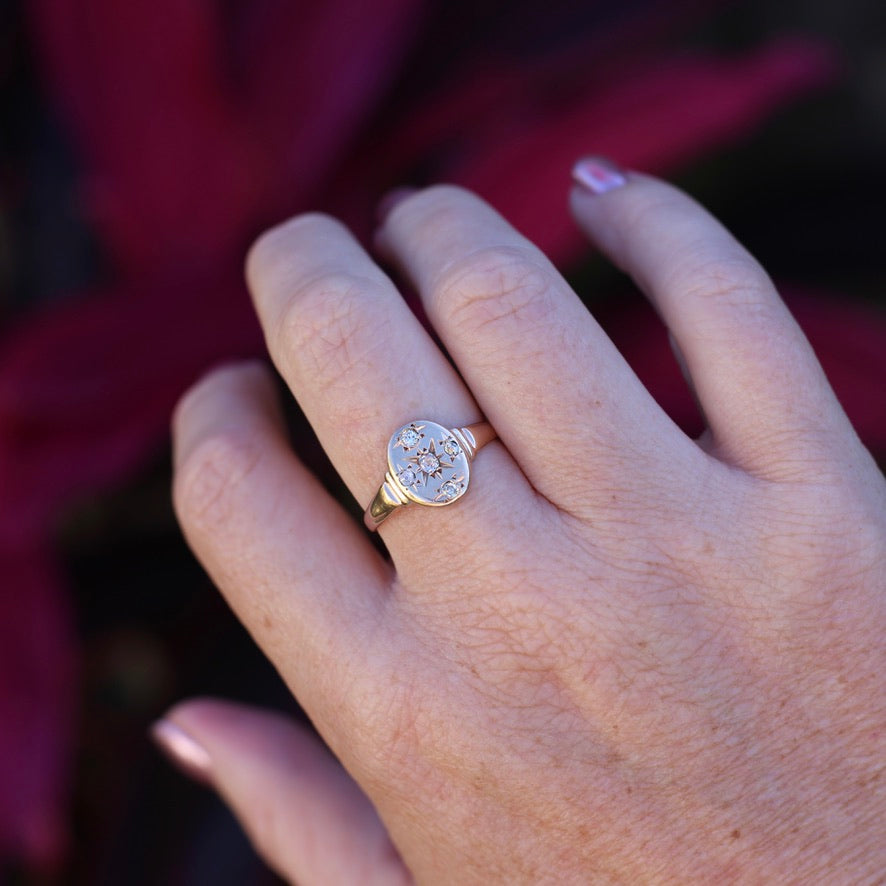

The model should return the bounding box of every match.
[167,178,886,885]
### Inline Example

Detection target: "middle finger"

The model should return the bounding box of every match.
[376,186,694,514]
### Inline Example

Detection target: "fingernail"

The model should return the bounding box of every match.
[572,157,627,195]
[376,186,417,224]
[151,719,214,786]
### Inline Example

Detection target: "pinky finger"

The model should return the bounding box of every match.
[152,699,411,886]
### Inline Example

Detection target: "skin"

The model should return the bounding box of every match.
[163,169,886,884]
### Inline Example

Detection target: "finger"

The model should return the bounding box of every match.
[172,361,395,739]
[375,185,694,512]
[246,213,538,566]
[570,158,853,476]
[153,699,410,886]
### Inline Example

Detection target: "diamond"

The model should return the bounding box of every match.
[439,480,459,500]
[398,467,417,486]
[399,427,421,448]
[443,439,460,457]
[419,453,439,473]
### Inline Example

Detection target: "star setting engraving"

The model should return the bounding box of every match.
[403,438,453,487]
[435,475,465,503]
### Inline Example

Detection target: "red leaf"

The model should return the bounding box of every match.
[447,40,838,262]
[0,551,75,872]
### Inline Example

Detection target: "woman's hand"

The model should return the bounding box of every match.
[156,161,886,884]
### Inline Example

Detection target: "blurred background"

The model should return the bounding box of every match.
[1,0,885,883]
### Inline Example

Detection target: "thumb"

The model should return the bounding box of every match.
[152,698,410,886]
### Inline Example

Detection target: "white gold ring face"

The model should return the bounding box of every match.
[387,421,470,506]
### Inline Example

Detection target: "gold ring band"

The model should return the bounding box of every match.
[364,419,496,531]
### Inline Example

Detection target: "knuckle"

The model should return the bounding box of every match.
[277,271,386,391]
[361,667,429,775]
[173,429,263,534]
[671,253,774,310]
[356,701,430,799]
[777,490,885,584]
[434,246,557,336]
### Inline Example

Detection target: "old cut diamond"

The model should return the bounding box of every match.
[399,427,421,448]
[419,453,439,473]
[398,467,417,486]
[439,480,459,500]
[443,439,460,457]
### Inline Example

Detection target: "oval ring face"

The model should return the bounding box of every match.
[387,420,470,507]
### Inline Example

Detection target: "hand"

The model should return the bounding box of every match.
[156,159,886,884]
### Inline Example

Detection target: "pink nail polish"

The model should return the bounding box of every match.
[151,719,213,786]
[572,157,627,195]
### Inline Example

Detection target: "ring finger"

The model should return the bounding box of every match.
[246,213,538,569]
